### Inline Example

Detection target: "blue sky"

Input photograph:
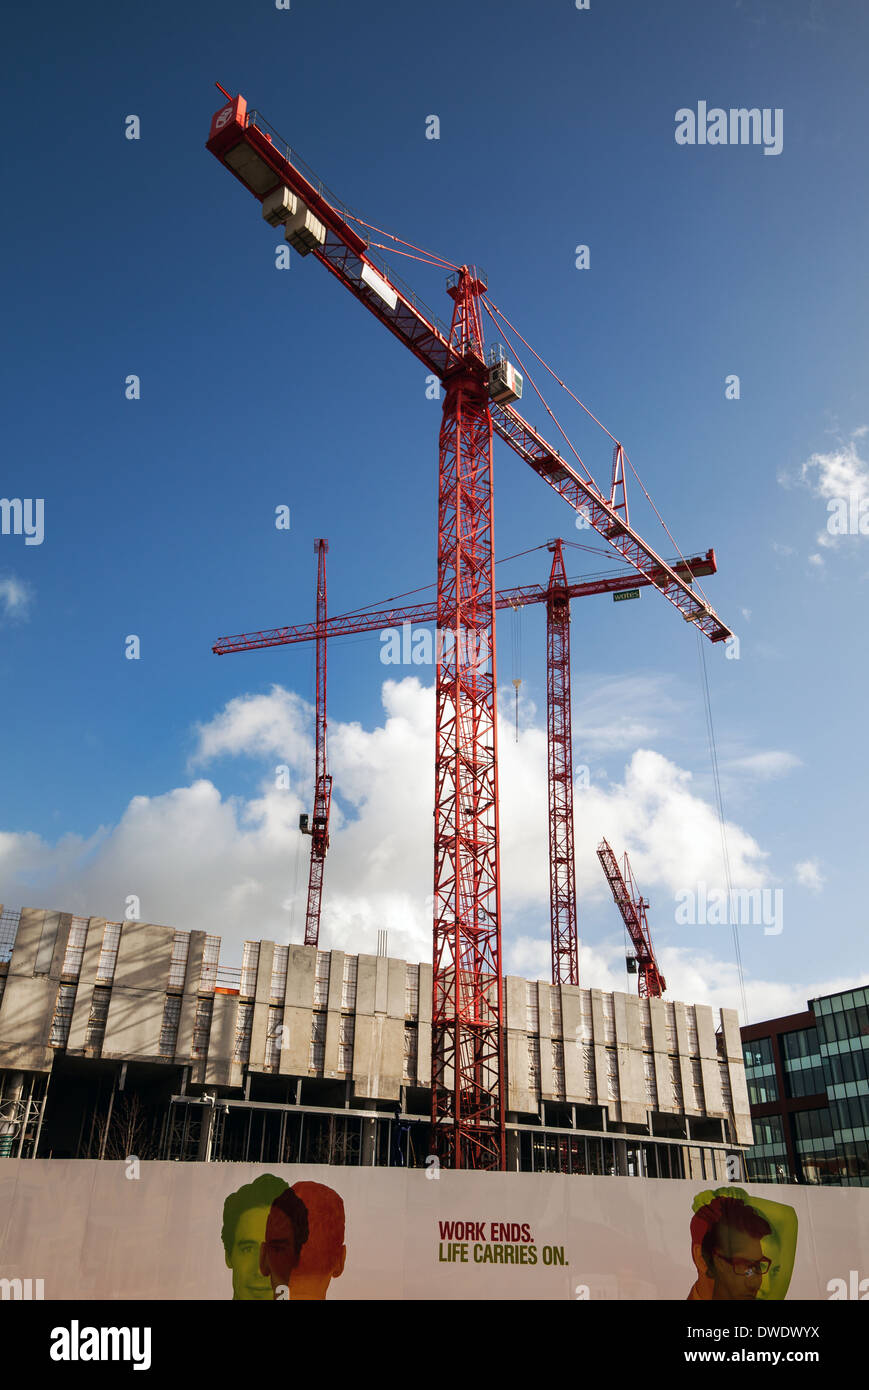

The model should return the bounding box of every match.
[2,0,867,1021]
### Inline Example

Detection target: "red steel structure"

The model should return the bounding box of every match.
[206,89,732,1167]
[597,838,667,998]
[546,540,578,987]
[298,539,332,948]
[214,547,718,987]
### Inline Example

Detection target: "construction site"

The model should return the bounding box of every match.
[2,88,746,1174]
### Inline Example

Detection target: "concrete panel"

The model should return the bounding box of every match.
[102,985,166,1061]
[281,1004,312,1075]
[720,1007,744,1061]
[352,1014,402,1100]
[386,958,404,1019]
[50,915,73,978]
[504,977,525,1032]
[355,956,377,1017]
[653,1051,675,1112]
[700,1056,725,1116]
[66,918,106,1053]
[176,933,206,1061]
[286,946,315,1009]
[680,1055,701,1115]
[204,993,238,1087]
[696,1005,718,1060]
[327,952,344,1012]
[112,922,173,994]
[649,996,669,1055]
[418,964,432,1026]
[0,976,60,1069]
[561,987,583,1100]
[248,942,275,1070]
[9,909,49,977]
[506,1027,535,1114]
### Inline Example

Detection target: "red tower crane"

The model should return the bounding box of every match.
[214,548,718,982]
[546,539,578,987]
[206,89,732,1168]
[597,838,666,998]
[298,539,332,948]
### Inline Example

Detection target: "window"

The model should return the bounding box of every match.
[314,951,331,1007]
[61,917,89,978]
[192,997,214,1058]
[342,955,358,1009]
[234,1002,253,1063]
[240,942,260,997]
[95,922,122,985]
[402,1023,417,1082]
[49,983,77,1047]
[265,1006,284,1069]
[158,995,182,1058]
[0,907,21,964]
[168,932,191,989]
[339,1015,355,1073]
[200,935,221,992]
[85,986,111,1049]
[309,1012,326,1072]
[405,964,420,1017]
[270,945,289,1001]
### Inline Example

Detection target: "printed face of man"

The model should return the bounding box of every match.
[710,1228,766,1301]
[262,1204,299,1294]
[226,1206,274,1301]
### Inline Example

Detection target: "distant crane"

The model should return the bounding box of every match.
[597,838,666,998]
[207,88,731,1167]
[297,539,332,947]
[215,547,718,983]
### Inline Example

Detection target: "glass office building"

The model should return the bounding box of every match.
[741,984,869,1186]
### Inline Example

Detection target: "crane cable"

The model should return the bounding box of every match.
[696,631,750,1025]
[481,295,713,609]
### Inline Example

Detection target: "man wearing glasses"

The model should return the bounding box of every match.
[689,1192,773,1301]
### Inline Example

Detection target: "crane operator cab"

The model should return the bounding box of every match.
[488,344,523,405]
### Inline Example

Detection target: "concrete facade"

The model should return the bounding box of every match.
[0,904,752,1174]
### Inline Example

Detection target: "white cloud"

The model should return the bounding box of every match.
[795,859,825,893]
[781,431,869,556]
[0,680,784,1016]
[726,751,801,779]
[0,575,33,621]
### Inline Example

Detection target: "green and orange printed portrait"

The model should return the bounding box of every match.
[687,1186,798,1301]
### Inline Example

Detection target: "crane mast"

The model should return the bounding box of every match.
[299,539,332,948]
[546,540,578,986]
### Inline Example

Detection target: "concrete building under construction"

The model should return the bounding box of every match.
[0,905,752,1179]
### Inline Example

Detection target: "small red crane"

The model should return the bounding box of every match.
[597,838,666,998]
[297,539,332,948]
